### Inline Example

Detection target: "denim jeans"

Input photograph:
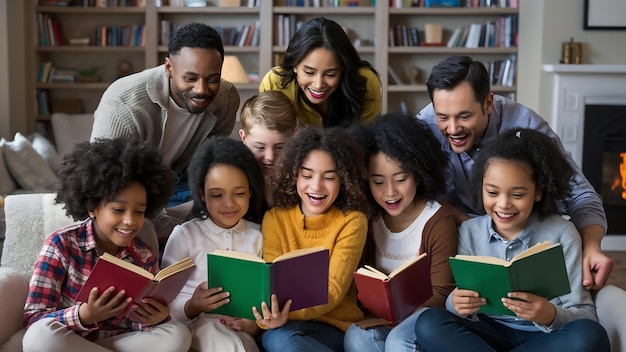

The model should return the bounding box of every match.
[167,170,191,208]
[261,321,345,352]
[414,307,610,352]
[343,307,427,352]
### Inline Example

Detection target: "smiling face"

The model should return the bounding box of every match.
[239,125,295,176]
[293,47,341,113]
[296,149,340,217]
[368,152,420,221]
[165,47,223,114]
[90,181,147,256]
[433,81,493,154]
[201,164,251,229]
[482,158,542,240]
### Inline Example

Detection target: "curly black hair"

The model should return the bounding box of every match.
[275,17,379,128]
[168,22,224,59]
[187,136,267,224]
[56,138,175,220]
[361,112,448,217]
[470,128,575,219]
[270,127,371,216]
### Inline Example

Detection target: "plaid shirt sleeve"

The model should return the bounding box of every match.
[23,228,97,332]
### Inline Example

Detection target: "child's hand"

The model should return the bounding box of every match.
[78,286,132,326]
[220,316,260,336]
[502,292,556,326]
[450,288,486,316]
[252,293,291,329]
[130,298,171,326]
[184,281,230,319]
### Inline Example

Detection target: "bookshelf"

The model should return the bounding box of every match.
[382,5,519,114]
[28,0,519,123]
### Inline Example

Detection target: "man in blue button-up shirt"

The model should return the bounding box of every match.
[417,56,613,291]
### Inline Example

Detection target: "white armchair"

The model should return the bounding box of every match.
[0,193,159,352]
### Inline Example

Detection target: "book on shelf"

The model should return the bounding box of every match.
[449,241,571,316]
[424,0,461,7]
[207,247,329,320]
[75,253,196,321]
[387,66,404,85]
[353,253,432,323]
[38,62,53,83]
[446,27,462,48]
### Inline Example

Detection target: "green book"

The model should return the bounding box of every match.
[449,241,571,316]
[207,247,329,320]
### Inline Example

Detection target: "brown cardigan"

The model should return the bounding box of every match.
[361,201,458,309]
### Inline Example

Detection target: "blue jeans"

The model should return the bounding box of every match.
[261,321,345,352]
[167,171,191,208]
[343,308,427,352]
[414,307,610,352]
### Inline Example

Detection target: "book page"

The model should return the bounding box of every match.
[100,252,154,280]
[452,254,509,266]
[389,253,427,278]
[355,266,388,280]
[452,242,557,267]
[210,250,265,263]
[511,241,556,262]
[273,246,327,262]
[154,257,195,281]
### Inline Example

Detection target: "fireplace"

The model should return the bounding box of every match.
[544,64,626,249]
[582,104,626,235]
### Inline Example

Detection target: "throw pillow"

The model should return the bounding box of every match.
[28,133,63,174]
[1,133,59,191]
[0,138,18,195]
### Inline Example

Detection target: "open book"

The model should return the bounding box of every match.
[207,247,329,320]
[75,253,196,321]
[353,253,432,323]
[449,241,571,316]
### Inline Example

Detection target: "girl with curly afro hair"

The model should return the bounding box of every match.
[162,136,268,352]
[344,112,458,352]
[23,137,193,352]
[254,126,370,352]
[415,128,610,352]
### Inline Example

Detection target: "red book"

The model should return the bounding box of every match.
[354,253,432,323]
[75,252,196,322]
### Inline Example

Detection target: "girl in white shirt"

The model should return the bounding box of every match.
[162,136,268,352]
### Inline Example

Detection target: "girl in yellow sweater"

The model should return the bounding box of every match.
[253,127,371,352]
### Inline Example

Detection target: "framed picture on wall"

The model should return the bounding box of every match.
[584,0,626,30]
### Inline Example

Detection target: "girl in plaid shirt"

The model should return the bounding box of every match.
[22,138,192,352]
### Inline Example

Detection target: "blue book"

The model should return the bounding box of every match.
[424,0,460,7]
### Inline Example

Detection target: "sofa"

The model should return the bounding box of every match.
[0,113,94,242]
[1,193,626,351]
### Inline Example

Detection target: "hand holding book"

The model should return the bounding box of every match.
[207,246,329,320]
[449,241,570,316]
[75,253,196,322]
[353,253,432,323]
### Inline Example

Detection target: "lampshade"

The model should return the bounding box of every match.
[221,55,249,83]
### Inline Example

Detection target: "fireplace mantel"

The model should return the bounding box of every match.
[543,64,626,248]
[543,64,626,74]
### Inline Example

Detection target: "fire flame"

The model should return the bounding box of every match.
[621,153,626,200]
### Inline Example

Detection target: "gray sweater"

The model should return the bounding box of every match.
[91,65,240,174]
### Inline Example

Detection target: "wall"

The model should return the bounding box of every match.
[0,0,29,140]
[517,0,626,118]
